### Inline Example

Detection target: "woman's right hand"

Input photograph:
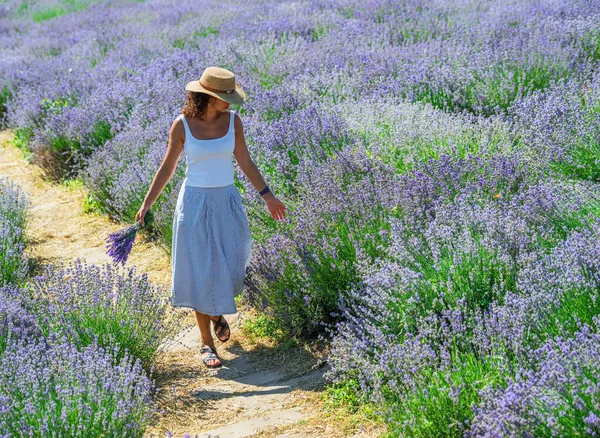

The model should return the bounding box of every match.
[135,204,151,227]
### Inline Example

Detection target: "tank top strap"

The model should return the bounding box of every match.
[229,110,235,135]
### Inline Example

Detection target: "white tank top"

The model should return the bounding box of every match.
[178,110,236,187]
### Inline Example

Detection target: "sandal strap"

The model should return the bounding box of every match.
[212,316,229,335]
[214,320,228,331]
[203,351,219,361]
[212,315,225,327]
[200,347,220,362]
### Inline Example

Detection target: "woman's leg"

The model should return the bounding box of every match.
[195,310,220,366]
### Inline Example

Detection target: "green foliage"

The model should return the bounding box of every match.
[351,113,521,177]
[10,127,34,161]
[11,0,108,22]
[325,378,366,411]
[383,232,517,338]
[310,23,329,42]
[391,11,456,46]
[38,118,112,182]
[581,29,600,62]
[0,84,13,126]
[383,353,504,438]
[531,284,600,346]
[233,38,290,91]
[82,189,109,216]
[259,104,295,123]
[61,176,83,190]
[549,135,600,183]
[538,188,600,250]
[383,133,479,175]
[240,313,285,342]
[172,26,219,49]
[324,377,384,422]
[88,119,114,149]
[40,95,77,116]
[171,38,185,49]
[194,26,219,38]
[49,133,81,155]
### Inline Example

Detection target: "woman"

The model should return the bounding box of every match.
[135,66,286,368]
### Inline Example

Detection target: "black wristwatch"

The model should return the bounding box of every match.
[259,185,271,196]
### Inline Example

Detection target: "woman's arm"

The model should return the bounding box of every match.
[135,118,184,225]
[232,113,286,220]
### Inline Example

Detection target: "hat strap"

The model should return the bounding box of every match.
[199,80,235,94]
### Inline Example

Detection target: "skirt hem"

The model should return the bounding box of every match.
[170,302,238,316]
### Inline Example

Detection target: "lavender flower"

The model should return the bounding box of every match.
[105,209,154,265]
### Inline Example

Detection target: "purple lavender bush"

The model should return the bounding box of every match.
[481,214,600,365]
[0,284,40,353]
[0,176,30,286]
[19,258,186,375]
[507,70,600,183]
[336,96,519,174]
[244,147,541,338]
[470,322,600,437]
[244,145,400,337]
[0,334,155,437]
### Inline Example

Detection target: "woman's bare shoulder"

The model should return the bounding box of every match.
[170,115,185,141]
[233,111,244,131]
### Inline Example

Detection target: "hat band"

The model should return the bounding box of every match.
[199,80,235,94]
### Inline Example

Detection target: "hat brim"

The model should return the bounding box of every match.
[185,80,246,105]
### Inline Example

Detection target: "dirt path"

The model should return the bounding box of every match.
[0,130,385,437]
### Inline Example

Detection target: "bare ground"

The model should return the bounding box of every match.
[0,129,386,438]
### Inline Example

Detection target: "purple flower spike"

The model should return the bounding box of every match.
[105,210,154,265]
[105,223,140,266]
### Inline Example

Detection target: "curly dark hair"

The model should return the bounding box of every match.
[181,91,216,119]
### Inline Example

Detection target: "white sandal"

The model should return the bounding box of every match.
[200,346,222,368]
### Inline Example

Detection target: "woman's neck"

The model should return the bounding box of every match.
[201,107,221,121]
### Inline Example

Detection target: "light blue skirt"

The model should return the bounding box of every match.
[171,180,252,316]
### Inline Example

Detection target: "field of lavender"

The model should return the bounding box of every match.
[1,0,600,436]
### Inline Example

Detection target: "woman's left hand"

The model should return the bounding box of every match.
[265,196,286,220]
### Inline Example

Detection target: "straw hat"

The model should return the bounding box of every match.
[185,67,246,105]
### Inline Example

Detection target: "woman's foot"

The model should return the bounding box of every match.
[210,315,230,342]
[200,344,221,368]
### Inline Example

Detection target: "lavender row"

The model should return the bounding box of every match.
[0,257,189,435]
[0,174,186,436]
[0,176,30,286]
[0,327,155,437]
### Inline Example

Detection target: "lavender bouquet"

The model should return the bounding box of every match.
[105,209,154,266]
